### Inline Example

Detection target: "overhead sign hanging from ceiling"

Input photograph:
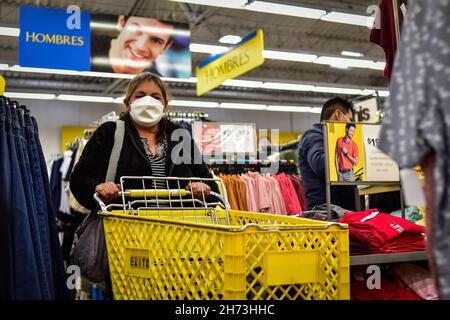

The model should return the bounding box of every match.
[18,6,191,78]
[196,29,265,96]
[19,6,91,71]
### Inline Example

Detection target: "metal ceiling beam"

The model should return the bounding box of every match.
[103,79,126,94]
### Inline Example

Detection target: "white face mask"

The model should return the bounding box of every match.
[129,95,165,127]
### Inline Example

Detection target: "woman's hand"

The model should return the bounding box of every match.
[95,182,120,202]
[186,182,211,200]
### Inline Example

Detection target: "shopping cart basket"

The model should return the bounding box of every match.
[95,176,350,300]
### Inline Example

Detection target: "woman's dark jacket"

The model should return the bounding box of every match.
[70,114,219,210]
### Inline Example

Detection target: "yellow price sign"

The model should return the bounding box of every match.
[0,75,5,95]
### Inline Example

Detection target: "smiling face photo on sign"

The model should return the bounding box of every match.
[108,16,174,74]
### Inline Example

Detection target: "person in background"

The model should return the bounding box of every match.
[298,97,356,211]
[70,72,219,209]
[335,123,359,182]
[91,16,178,75]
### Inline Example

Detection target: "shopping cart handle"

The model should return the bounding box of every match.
[93,192,108,212]
[93,189,230,211]
[119,189,191,198]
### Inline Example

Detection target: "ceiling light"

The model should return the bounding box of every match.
[372,62,386,70]
[219,103,267,110]
[113,97,125,104]
[267,105,321,113]
[222,79,263,88]
[312,86,364,95]
[162,77,198,83]
[170,1,374,27]
[329,63,351,70]
[219,35,242,44]
[261,82,315,91]
[2,65,387,96]
[245,1,326,19]
[361,89,377,95]
[57,95,115,103]
[321,11,374,27]
[4,92,56,100]
[169,100,219,108]
[314,56,381,70]
[0,26,20,37]
[341,51,364,57]
[9,65,79,75]
[189,43,228,55]
[263,50,317,62]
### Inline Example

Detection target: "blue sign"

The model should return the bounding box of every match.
[19,6,90,71]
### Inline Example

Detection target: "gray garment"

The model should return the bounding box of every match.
[378,0,450,299]
[338,169,355,182]
[311,204,352,218]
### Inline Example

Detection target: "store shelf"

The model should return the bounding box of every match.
[358,185,401,196]
[350,251,429,266]
[330,181,401,186]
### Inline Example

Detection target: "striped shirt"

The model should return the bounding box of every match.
[140,137,167,190]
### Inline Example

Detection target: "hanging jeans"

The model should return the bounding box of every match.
[24,114,55,298]
[0,99,14,299]
[31,116,70,300]
[5,105,42,299]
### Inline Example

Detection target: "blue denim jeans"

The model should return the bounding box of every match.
[0,99,14,299]
[25,114,54,298]
[31,116,70,299]
[5,104,43,299]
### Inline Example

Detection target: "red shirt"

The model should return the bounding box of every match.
[335,137,358,171]
[339,209,425,248]
[370,0,408,80]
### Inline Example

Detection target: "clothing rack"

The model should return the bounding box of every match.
[167,110,209,123]
[90,111,118,127]
[209,159,298,175]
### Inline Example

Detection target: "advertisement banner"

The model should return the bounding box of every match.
[326,122,400,182]
[196,29,264,96]
[193,122,257,155]
[326,122,365,182]
[90,14,191,77]
[18,6,191,78]
[19,6,91,71]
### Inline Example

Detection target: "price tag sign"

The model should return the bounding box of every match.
[220,124,256,153]
[193,122,257,155]
[363,125,400,181]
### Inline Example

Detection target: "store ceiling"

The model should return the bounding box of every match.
[0,0,386,108]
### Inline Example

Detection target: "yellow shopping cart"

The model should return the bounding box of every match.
[95,176,350,300]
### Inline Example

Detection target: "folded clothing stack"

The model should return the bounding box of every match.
[339,209,427,255]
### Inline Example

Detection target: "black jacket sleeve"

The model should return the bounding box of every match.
[190,138,221,196]
[70,122,116,210]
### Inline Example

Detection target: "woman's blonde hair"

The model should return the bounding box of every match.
[123,72,170,108]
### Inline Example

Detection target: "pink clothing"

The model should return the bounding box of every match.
[247,171,270,212]
[269,176,288,215]
[240,174,258,212]
[274,173,302,215]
